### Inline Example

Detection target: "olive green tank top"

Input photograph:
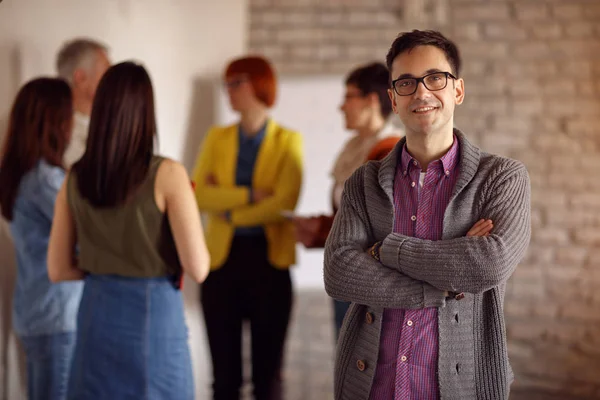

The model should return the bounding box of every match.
[67,156,180,278]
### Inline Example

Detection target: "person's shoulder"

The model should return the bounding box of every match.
[205,123,238,139]
[368,136,403,161]
[479,152,528,179]
[270,120,302,138]
[156,157,186,177]
[345,157,382,190]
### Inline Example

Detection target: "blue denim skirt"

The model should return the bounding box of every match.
[67,275,193,400]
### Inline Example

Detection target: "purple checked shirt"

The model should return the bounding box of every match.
[370,137,460,400]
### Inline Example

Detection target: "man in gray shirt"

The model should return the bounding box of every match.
[324,30,531,400]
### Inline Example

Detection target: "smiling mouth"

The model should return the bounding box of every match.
[413,106,437,113]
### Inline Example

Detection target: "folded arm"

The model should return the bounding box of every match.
[192,127,250,212]
[379,161,531,294]
[230,133,303,227]
[324,168,446,309]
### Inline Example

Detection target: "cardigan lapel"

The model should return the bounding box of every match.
[377,129,481,203]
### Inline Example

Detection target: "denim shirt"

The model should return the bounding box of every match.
[234,122,267,236]
[9,160,83,337]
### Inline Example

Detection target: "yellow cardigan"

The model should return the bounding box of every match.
[192,119,303,270]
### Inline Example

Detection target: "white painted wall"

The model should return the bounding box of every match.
[0,1,247,398]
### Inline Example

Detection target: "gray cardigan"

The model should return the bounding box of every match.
[324,129,531,400]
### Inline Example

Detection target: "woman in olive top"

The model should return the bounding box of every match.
[47,62,210,399]
[192,55,303,400]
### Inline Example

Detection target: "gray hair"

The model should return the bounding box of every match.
[56,38,108,84]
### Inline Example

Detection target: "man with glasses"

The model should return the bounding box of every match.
[324,30,531,399]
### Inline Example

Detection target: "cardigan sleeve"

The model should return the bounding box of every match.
[379,159,531,294]
[324,166,446,309]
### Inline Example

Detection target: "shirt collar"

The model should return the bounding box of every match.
[400,134,460,176]
[239,119,268,145]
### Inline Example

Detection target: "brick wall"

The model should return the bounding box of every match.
[250,0,600,397]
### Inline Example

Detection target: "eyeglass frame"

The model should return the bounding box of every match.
[224,74,250,90]
[390,71,458,96]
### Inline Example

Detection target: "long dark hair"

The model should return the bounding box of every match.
[0,78,72,220]
[73,61,156,207]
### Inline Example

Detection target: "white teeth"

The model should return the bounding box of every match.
[415,107,435,112]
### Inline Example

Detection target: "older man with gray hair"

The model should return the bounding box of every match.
[56,38,111,167]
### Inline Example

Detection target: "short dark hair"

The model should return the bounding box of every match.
[345,62,392,119]
[386,30,462,78]
[0,78,72,220]
[73,62,156,208]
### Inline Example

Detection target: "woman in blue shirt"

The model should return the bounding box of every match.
[0,77,81,400]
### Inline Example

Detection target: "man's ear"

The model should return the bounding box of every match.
[455,78,465,105]
[72,68,86,87]
[387,88,397,114]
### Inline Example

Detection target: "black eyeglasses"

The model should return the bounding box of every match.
[391,71,457,96]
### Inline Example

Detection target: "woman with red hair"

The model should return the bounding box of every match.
[192,56,303,400]
[0,77,80,400]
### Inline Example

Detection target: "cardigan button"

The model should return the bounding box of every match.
[357,359,366,371]
[365,312,374,324]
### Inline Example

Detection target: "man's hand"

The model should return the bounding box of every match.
[292,216,321,247]
[466,219,494,237]
[368,241,383,262]
[252,188,273,203]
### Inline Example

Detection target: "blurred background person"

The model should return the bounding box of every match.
[292,62,402,339]
[56,38,111,168]
[192,55,303,400]
[0,77,79,400]
[47,62,210,399]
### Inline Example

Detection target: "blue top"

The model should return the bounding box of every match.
[9,160,83,337]
[235,121,267,236]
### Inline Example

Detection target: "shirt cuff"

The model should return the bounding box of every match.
[379,234,406,270]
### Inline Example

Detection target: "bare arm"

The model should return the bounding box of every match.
[324,168,446,309]
[157,160,210,283]
[379,161,531,294]
[48,177,85,282]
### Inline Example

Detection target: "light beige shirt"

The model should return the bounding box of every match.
[330,123,401,209]
[63,112,90,169]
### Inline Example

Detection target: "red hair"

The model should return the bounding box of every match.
[225,55,277,107]
[0,77,72,220]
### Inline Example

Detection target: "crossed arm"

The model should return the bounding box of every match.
[324,166,446,309]
[378,163,531,294]
[324,161,531,308]
[192,129,303,227]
